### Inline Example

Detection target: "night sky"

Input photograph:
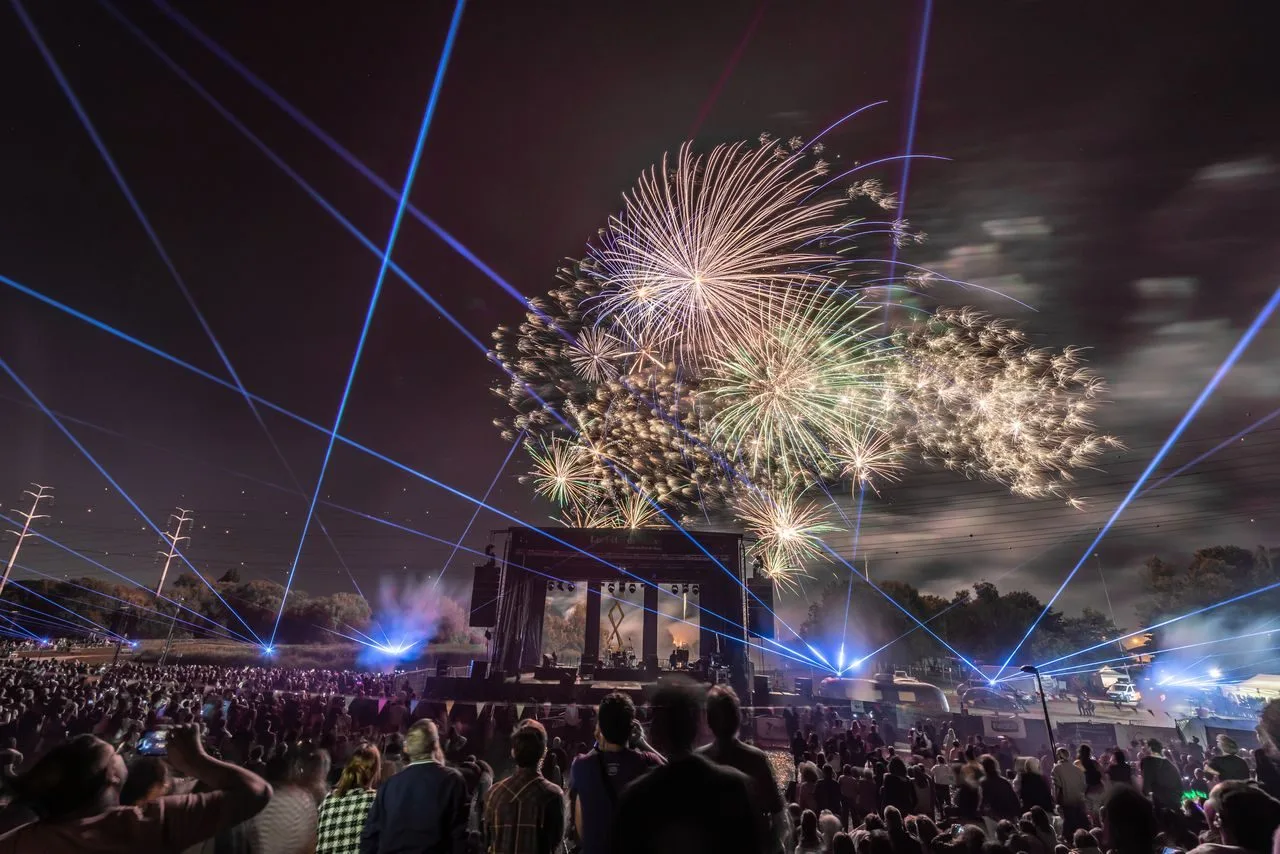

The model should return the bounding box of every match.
[1,1,1277,635]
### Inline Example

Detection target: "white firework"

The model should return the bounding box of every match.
[586,140,848,366]
[567,328,624,382]
[829,424,908,495]
[736,487,840,566]
[523,438,599,506]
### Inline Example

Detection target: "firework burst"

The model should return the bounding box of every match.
[736,487,840,567]
[586,140,849,366]
[491,133,1118,602]
[704,289,890,479]
[522,438,598,506]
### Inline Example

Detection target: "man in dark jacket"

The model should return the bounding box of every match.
[361,719,468,854]
[611,681,759,854]
[700,686,786,854]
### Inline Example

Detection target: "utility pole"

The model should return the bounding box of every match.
[0,484,54,597]
[155,508,193,599]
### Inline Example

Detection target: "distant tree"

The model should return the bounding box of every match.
[218,568,241,584]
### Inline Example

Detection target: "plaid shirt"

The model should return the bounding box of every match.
[483,768,565,854]
[316,788,377,854]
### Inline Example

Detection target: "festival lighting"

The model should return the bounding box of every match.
[0,358,263,645]
[1141,404,1280,495]
[0,513,248,643]
[838,485,867,657]
[107,0,968,643]
[1037,579,1280,671]
[269,0,467,648]
[436,431,525,588]
[819,540,987,680]
[997,283,1280,681]
[5,580,123,641]
[14,0,379,629]
[1208,666,1223,680]
[884,0,935,297]
[100,3,805,641]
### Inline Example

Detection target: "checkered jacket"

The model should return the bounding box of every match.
[316,787,377,854]
[483,768,565,854]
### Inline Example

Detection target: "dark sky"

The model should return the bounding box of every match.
[1,1,1277,635]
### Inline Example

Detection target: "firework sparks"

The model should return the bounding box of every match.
[586,140,849,366]
[616,490,663,529]
[829,424,908,495]
[490,134,1118,603]
[737,487,840,566]
[523,438,599,506]
[704,289,890,479]
[890,308,1121,506]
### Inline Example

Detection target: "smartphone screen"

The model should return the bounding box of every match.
[138,729,169,756]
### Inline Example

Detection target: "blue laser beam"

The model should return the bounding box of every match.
[0,614,41,641]
[839,485,866,652]
[883,0,934,323]
[435,430,524,590]
[1036,577,1280,672]
[105,2,801,643]
[269,0,467,648]
[0,364,263,645]
[997,284,1280,680]
[819,540,986,680]
[146,0,530,312]
[0,506,251,643]
[13,2,374,624]
[0,266,799,644]
[4,597,121,639]
[13,561,243,642]
[1142,404,1280,495]
[6,579,124,640]
[1031,627,1280,680]
[326,500,820,668]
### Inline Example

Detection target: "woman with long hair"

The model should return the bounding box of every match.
[795,809,823,854]
[316,743,381,854]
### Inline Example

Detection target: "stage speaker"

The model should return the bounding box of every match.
[795,676,813,699]
[469,563,500,626]
[746,577,776,639]
[753,674,771,697]
[470,661,489,680]
[436,660,449,677]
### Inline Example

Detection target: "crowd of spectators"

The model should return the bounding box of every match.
[0,656,1277,854]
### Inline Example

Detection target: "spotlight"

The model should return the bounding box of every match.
[606,584,614,593]
[671,585,679,595]
[568,583,576,592]
[1208,666,1223,680]
[691,585,700,595]
[547,581,555,591]
[628,584,637,594]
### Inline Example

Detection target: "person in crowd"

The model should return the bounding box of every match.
[980,754,1021,821]
[1100,785,1157,854]
[1139,738,1184,812]
[317,744,380,854]
[798,762,820,814]
[484,720,564,854]
[1075,745,1105,821]
[700,686,787,854]
[1189,780,1280,854]
[247,743,327,854]
[1206,736,1252,782]
[0,723,270,851]
[360,719,467,854]
[1016,756,1054,814]
[1106,749,1132,786]
[610,681,758,854]
[118,756,170,807]
[379,735,405,785]
[910,764,935,820]
[1069,828,1101,854]
[817,764,844,819]
[542,751,564,791]
[885,805,923,854]
[932,753,955,812]
[1052,747,1089,836]
[569,692,662,854]
[880,756,917,815]
[794,809,823,854]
